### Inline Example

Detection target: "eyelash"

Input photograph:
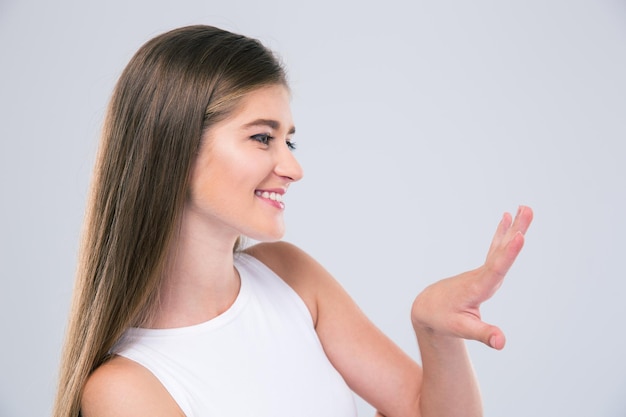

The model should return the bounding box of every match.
[251,133,297,151]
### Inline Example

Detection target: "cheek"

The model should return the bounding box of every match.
[191,152,262,204]
[190,166,229,204]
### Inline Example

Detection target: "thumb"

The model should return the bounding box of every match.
[462,318,506,350]
[486,327,506,350]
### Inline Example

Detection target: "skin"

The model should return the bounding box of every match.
[81,84,534,417]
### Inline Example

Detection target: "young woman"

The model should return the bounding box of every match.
[53,25,533,417]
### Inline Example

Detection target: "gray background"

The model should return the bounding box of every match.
[1,0,625,416]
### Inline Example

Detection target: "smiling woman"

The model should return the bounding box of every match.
[53,24,532,417]
[186,85,303,243]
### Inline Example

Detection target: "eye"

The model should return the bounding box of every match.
[286,140,297,151]
[250,133,274,145]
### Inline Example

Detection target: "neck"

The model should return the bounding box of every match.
[150,209,242,329]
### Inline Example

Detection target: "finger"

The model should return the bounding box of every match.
[486,212,513,259]
[510,205,534,237]
[488,328,507,350]
[488,206,533,262]
[460,317,507,350]
[489,231,525,278]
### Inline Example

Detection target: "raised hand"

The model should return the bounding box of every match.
[411,206,534,350]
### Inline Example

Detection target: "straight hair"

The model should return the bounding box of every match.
[53,25,287,417]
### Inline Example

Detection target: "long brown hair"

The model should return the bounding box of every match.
[53,25,287,417]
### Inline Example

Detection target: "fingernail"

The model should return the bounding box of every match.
[489,335,497,348]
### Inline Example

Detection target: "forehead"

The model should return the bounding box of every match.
[200,84,294,149]
[227,84,293,128]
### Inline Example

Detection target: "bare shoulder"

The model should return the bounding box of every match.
[244,242,422,417]
[243,241,321,281]
[81,356,184,417]
[244,241,336,325]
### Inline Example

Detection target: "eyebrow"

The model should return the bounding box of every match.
[241,119,296,135]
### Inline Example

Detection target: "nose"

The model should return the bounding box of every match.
[275,146,304,183]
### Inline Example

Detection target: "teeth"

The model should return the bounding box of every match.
[255,190,283,203]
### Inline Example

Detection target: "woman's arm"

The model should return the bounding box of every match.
[250,205,533,417]
[81,356,185,417]
[410,205,533,416]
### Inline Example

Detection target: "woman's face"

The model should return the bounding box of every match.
[186,84,303,243]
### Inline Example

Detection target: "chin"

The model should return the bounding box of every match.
[256,231,286,243]
[247,225,286,243]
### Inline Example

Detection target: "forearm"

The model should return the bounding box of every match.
[415,327,482,417]
[373,207,532,417]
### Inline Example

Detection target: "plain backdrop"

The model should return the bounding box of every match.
[1,1,625,416]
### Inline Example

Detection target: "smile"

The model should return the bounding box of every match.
[255,190,285,209]
[255,190,283,202]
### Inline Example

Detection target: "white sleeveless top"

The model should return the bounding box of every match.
[112,253,357,417]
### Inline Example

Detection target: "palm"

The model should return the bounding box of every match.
[412,206,534,349]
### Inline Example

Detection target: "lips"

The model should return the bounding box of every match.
[254,190,283,203]
[254,189,286,210]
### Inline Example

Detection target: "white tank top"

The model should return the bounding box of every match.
[112,252,357,417]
